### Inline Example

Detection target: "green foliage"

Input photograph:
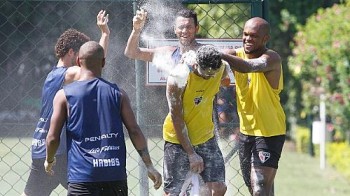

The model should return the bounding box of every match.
[288,1,350,140]
[269,1,341,127]
[327,142,350,180]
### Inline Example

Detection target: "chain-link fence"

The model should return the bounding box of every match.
[0,0,263,195]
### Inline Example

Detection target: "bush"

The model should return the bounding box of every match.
[295,125,310,153]
[295,125,350,181]
[288,0,350,141]
[327,142,350,180]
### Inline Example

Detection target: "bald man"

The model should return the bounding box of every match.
[45,41,162,195]
[221,17,286,196]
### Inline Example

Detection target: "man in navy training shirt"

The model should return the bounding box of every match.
[45,41,162,195]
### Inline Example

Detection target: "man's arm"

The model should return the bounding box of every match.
[124,9,154,61]
[119,89,162,190]
[166,76,204,174]
[221,50,282,89]
[221,50,280,73]
[45,90,67,175]
[221,48,236,56]
[64,11,109,85]
[97,10,110,57]
[124,9,177,63]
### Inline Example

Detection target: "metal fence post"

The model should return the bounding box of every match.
[251,0,263,17]
[132,1,150,195]
[136,61,149,196]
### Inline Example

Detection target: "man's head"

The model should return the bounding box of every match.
[243,17,270,54]
[195,45,222,79]
[174,9,199,46]
[55,28,90,64]
[77,41,105,71]
[175,9,198,26]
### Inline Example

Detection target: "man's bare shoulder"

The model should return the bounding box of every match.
[65,66,81,84]
[67,65,80,71]
[66,66,80,75]
[264,49,281,64]
[265,49,280,57]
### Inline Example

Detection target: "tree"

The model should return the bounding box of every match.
[288,0,350,141]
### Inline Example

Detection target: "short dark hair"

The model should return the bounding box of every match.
[176,9,198,26]
[54,28,90,58]
[196,45,222,70]
[79,41,104,68]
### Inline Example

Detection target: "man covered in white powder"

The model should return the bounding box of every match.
[162,45,227,195]
[124,8,202,69]
[125,7,229,195]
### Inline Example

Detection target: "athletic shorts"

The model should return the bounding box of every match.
[163,137,225,195]
[67,180,128,196]
[238,133,285,186]
[23,154,68,196]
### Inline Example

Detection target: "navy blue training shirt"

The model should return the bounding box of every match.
[63,78,127,182]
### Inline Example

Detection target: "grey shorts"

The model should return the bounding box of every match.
[163,137,225,195]
[24,154,68,196]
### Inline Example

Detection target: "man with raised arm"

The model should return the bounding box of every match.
[22,10,110,196]
[124,8,202,66]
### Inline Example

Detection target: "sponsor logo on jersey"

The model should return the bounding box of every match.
[89,145,120,154]
[85,133,119,142]
[92,158,120,167]
[194,96,202,105]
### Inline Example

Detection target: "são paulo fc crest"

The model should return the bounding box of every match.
[258,151,271,163]
[194,96,203,105]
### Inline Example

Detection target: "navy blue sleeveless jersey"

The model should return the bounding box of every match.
[172,47,193,72]
[171,47,181,65]
[63,78,127,183]
[31,66,67,159]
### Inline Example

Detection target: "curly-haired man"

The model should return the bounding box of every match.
[162,45,227,195]
[22,10,110,196]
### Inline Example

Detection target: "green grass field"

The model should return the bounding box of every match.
[1,137,349,195]
[275,142,350,196]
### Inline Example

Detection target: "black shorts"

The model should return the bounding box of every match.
[24,154,68,196]
[238,133,285,186]
[67,180,128,196]
[238,132,285,168]
[163,137,225,195]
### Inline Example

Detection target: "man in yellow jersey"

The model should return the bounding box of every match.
[163,45,227,195]
[125,7,230,196]
[221,17,286,196]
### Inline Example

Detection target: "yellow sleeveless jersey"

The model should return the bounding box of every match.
[235,48,286,136]
[163,65,225,145]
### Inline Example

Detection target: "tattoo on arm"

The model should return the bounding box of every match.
[246,57,268,72]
